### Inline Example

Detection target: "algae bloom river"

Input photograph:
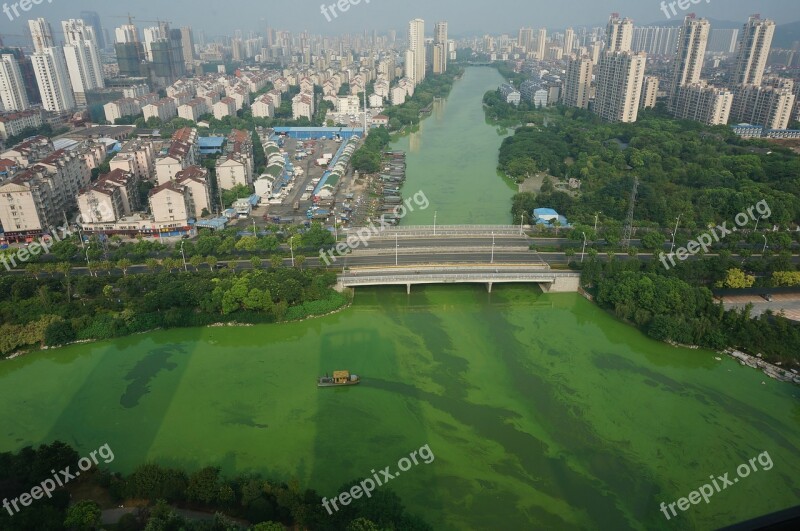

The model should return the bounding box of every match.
[1,68,799,530]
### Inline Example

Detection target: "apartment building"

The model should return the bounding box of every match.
[252,95,275,118]
[77,169,139,226]
[672,83,733,126]
[143,98,178,122]
[594,51,647,123]
[216,129,254,190]
[178,98,208,122]
[213,97,237,120]
[32,47,76,112]
[640,76,660,109]
[174,165,211,218]
[103,98,141,123]
[1,136,54,166]
[148,180,191,229]
[562,55,593,109]
[0,110,42,141]
[110,140,154,182]
[292,92,314,121]
[0,54,30,112]
[732,15,775,87]
[155,128,198,185]
[669,15,710,108]
[731,81,796,130]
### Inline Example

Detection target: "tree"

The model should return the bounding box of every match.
[26,263,42,279]
[252,523,284,531]
[641,231,666,252]
[250,255,262,269]
[294,255,306,269]
[145,258,160,273]
[270,255,284,269]
[63,500,101,530]
[117,258,132,276]
[347,518,381,531]
[723,268,755,289]
[206,255,218,271]
[190,255,204,271]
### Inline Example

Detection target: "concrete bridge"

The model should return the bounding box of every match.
[336,265,581,294]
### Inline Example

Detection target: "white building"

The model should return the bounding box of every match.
[143,98,178,122]
[252,95,274,118]
[178,98,208,122]
[213,97,237,120]
[0,110,42,141]
[62,19,105,105]
[0,55,30,112]
[406,19,426,86]
[292,92,314,121]
[103,98,141,123]
[32,47,76,112]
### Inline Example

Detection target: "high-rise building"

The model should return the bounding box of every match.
[731,78,795,130]
[672,83,733,125]
[0,54,30,111]
[562,55,593,109]
[115,24,138,45]
[564,28,575,55]
[640,75,659,109]
[79,11,105,50]
[62,19,105,105]
[433,22,448,74]
[631,26,680,56]
[143,27,161,62]
[406,19,426,86]
[535,28,547,60]
[181,27,196,65]
[0,48,40,105]
[594,50,647,123]
[28,18,54,54]
[669,15,710,107]
[732,15,775,87]
[32,47,76,112]
[518,28,534,53]
[606,13,633,53]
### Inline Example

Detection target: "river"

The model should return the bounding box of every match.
[0,68,799,531]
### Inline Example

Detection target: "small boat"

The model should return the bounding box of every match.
[318,370,361,387]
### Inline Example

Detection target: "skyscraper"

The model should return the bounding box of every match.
[562,54,593,109]
[114,25,145,78]
[62,19,105,105]
[28,18,54,54]
[535,28,547,60]
[32,47,76,112]
[732,15,775,86]
[564,28,575,55]
[79,11,105,50]
[669,15,710,107]
[433,22,448,74]
[181,27,196,66]
[518,28,534,53]
[406,19,425,86]
[606,13,633,53]
[0,54,30,111]
[595,51,647,123]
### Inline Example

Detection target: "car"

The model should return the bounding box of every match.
[762,294,773,302]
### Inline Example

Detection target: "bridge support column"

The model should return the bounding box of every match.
[487,282,492,293]
[406,283,411,295]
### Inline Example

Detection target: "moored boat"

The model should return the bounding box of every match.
[317,370,361,387]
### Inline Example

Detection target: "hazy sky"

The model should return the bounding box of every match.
[0,0,797,38]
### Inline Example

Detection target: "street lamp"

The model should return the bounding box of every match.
[395,233,399,266]
[581,232,587,263]
[520,214,524,236]
[180,240,188,271]
[433,211,437,236]
[670,214,682,255]
[252,219,257,238]
[491,232,495,264]
[84,244,91,275]
[290,235,295,267]
[762,235,768,254]
[594,212,601,234]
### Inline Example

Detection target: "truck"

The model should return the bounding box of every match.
[293,201,300,211]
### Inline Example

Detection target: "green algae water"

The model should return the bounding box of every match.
[392,67,516,225]
[0,287,799,530]
[1,68,799,530]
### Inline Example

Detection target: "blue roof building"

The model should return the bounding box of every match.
[198,136,225,155]
[533,208,570,228]
[272,127,364,140]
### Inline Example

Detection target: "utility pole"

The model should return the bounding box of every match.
[622,177,639,250]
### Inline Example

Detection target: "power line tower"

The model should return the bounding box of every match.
[622,176,639,250]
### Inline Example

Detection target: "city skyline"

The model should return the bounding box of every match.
[0,0,798,39]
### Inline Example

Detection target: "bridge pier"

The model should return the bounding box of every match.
[407,283,411,295]
[487,282,492,293]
